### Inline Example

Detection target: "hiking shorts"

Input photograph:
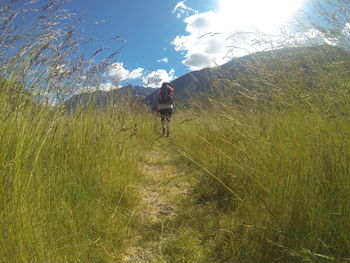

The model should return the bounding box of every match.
[159,109,172,121]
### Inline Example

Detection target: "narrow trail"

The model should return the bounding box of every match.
[122,139,191,263]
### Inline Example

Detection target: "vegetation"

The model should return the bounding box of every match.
[0,88,157,261]
[0,0,350,262]
[0,1,156,261]
[167,47,350,262]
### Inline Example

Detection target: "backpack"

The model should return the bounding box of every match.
[158,83,174,104]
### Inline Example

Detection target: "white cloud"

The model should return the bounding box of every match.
[78,83,119,93]
[172,0,308,70]
[142,69,175,88]
[174,24,343,71]
[33,90,58,106]
[108,62,144,83]
[172,11,259,70]
[157,57,169,63]
[182,53,212,69]
[78,63,144,94]
[342,23,350,39]
[291,29,338,46]
[108,62,129,82]
[99,83,119,91]
[338,23,350,48]
[128,67,144,79]
[172,1,198,18]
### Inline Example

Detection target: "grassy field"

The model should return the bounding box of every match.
[2,89,350,263]
[1,46,350,262]
[1,1,349,261]
[166,58,350,262]
[0,3,158,261]
[0,90,157,261]
[1,60,350,262]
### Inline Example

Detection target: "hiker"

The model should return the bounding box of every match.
[157,82,175,137]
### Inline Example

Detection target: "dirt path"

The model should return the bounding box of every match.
[122,139,190,263]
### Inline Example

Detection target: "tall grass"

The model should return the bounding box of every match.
[0,90,157,261]
[1,0,350,262]
[168,46,350,262]
[0,1,157,261]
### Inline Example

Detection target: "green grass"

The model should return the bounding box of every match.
[1,2,350,260]
[2,48,350,262]
[0,3,162,260]
[1,61,350,262]
[0,92,157,261]
[167,77,350,262]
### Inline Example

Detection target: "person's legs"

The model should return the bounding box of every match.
[159,109,172,136]
[160,110,166,135]
[165,116,170,137]
[165,109,172,137]
[161,117,166,135]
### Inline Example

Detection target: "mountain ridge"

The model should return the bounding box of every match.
[64,45,350,111]
[64,84,155,111]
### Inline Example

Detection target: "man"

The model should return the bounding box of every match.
[157,82,175,137]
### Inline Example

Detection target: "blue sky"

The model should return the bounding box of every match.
[61,0,313,88]
[4,0,350,90]
[62,0,218,88]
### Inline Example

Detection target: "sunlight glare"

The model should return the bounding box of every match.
[218,0,305,33]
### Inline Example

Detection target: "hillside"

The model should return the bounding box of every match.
[63,45,350,111]
[147,45,350,109]
[64,84,155,111]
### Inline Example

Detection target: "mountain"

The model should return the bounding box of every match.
[65,45,350,111]
[64,84,155,111]
[146,45,350,109]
